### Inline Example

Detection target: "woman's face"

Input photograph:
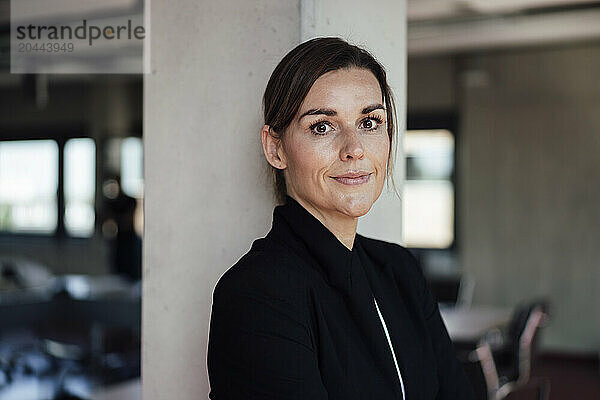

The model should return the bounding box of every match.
[275,67,390,219]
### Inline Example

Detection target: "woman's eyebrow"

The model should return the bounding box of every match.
[298,108,336,121]
[298,103,385,121]
[362,103,385,114]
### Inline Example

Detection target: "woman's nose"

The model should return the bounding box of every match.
[339,129,365,161]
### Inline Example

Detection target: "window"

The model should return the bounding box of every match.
[120,137,143,199]
[0,137,98,238]
[0,140,58,234]
[402,129,455,249]
[105,136,144,237]
[64,138,96,237]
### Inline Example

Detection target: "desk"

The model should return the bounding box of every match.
[440,305,512,342]
[92,379,141,400]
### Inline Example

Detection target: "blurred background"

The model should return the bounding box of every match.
[0,1,144,398]
[404,1,600,399]
[0,0,598,399]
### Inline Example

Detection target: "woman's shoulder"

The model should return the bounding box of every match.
[357,234,434,315]
[357,234,420,269]
[212,237,311,306]
[356,234,428,290]
[357,234,410,255]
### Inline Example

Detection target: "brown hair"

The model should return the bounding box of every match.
[262,37,398,204]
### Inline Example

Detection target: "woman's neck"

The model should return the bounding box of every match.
[291,196,357,250]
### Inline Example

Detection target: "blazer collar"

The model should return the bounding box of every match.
[267,194,363,292]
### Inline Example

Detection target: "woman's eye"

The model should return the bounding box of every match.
[310,121,333,135]
[361,117,383,131]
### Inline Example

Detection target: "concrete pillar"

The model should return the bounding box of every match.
[302,0,407,244]
[143,1,406,398]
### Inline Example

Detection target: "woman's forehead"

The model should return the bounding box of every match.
[298,68,383,115]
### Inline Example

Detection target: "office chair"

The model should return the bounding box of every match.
[499,377,551,400]
[457,275,475,308]
[467,338,551,400]
[493,300,549,386]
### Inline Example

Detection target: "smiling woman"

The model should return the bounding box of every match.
[207,37,476,400]
[261,67,391,249]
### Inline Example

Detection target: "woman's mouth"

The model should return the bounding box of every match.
[330,172,372,185]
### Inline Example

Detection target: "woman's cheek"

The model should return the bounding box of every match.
[368,135,390,167]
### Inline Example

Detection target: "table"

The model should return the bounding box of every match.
[440,305,512,342]
[92,378,141,400]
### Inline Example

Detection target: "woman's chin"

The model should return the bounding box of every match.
[335,193,376,218]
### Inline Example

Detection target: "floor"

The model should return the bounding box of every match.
[532,354,600,400]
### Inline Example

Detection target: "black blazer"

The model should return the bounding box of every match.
[208,195,475,399]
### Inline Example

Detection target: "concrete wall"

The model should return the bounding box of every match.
[459,44,600,353]
[300,0,407,244]
[408,43,600,353]
[407,55,455,113]
[143,2,300,399]
[143,1,407,398]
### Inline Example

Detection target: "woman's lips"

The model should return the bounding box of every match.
[331,173,372,185]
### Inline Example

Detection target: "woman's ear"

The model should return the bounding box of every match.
[261,124,286,170]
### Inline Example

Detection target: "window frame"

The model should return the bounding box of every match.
[405,112,459,255]
[0,127,96,241]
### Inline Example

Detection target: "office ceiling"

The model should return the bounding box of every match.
[1,0,599,77]
[408,0,600,21]
[408,0,600,55]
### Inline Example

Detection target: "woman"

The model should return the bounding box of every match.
[207,37,475,400]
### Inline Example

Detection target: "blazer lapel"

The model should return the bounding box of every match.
[374,261,430,400]
[344,254,405,399]
[358,238,431,400]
